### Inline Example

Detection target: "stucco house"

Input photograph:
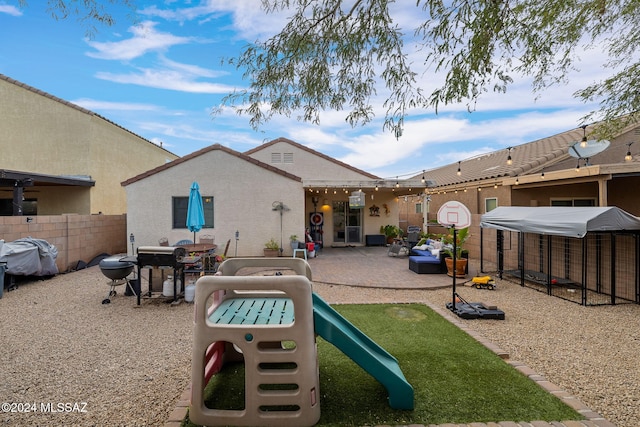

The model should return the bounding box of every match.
[0,73,178,216]
[122,138,417,256]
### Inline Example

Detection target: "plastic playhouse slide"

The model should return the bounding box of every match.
[312,293,414,410]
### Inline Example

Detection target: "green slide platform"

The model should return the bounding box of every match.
[312,293,414,410]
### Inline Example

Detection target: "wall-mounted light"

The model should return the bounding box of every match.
[26,217,33,223]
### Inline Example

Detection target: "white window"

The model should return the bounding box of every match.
[415,203,422,213]
[485,197,498,212]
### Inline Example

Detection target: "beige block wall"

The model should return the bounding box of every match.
[125,149,305,256]
[0,214,127,272]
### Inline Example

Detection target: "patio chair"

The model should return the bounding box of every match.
[199,235,214,244]
[174,239,193,246]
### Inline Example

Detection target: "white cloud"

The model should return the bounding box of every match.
[94,68,236,93]
[85,21,195,60]
[70,98,160,111]
[0,5,21,16]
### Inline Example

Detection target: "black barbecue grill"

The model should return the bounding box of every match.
[136,246,186,305]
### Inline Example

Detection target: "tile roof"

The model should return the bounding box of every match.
[121,143,302,186]
[418,123,640,188]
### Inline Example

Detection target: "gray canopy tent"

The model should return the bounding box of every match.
[479,207,640,305]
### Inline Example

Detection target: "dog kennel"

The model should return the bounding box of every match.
[479,206,640,306]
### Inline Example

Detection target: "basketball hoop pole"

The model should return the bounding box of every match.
[452,226,457,307]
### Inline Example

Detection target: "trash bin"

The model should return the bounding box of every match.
[306,242,315,258]
[125,278,140,296]
[0,262,6,299]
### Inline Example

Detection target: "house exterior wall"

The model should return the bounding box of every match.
[511,181,600,207]
[0,76,178,215]
[124,149,305,256]
[248,139,400,247]
[307,191,401,246]
[607,176,640,215]
[247,140,374,181]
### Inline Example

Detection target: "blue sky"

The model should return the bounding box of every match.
[0,1,606,180]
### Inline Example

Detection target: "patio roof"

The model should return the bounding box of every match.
[0,169,95,187]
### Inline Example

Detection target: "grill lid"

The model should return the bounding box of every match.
[137,246,179,254]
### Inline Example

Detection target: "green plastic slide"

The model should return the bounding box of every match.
[312,293,414,410]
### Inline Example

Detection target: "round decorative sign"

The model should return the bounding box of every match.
[310,212,324,226]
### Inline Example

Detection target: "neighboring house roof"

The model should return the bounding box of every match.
[0,73,176,157]
[244,137,381,180]
[418,123,639,188]
[121,143,302,186]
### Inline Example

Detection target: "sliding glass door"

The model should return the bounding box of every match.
[332,201,363,244]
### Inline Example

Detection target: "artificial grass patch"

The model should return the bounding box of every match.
[185,303,583,426]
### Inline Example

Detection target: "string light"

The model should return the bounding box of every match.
[506,147,513,165]
[421,170,425,184]
[575,161,581,172]
[580,125,588,148]
[625,142,634,161]
[456,161,461,176]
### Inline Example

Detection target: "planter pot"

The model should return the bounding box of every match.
[264,248,280,257]
[445,257,468,277]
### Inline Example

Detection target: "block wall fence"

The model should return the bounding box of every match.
[0,214,127,272]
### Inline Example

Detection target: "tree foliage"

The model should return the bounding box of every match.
[223,0,640,137]
[16,0,136,37]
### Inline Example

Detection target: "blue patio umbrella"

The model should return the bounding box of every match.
[186,181,205,243]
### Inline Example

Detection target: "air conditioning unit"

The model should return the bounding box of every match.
[348,191,365,209]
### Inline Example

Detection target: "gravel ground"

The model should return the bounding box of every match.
[0,259,638,426]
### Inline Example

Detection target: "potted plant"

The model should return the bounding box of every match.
[289,234,300,250]
[264,238,280,257]
[442,227,470,277]
[380,224,403,244]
